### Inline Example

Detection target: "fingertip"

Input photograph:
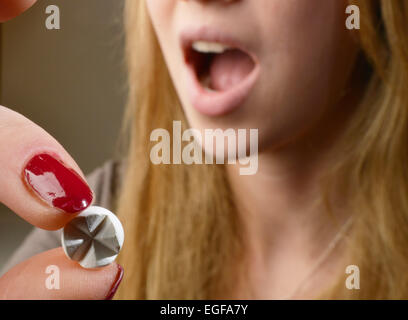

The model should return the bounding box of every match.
[0,0,37,23]
[104,264,124,300]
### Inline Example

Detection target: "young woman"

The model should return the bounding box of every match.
[1,0,408,299]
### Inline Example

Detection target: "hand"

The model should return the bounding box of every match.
[0,106,123,299]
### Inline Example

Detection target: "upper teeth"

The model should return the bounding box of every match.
[192,41,231,54]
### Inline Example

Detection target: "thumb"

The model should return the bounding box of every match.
[0,248,124,300]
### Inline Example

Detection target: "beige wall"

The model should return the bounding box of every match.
[0,0,126,269]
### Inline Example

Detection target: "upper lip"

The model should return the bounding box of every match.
[180,26,258,65]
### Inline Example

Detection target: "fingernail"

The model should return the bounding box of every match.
[23,153,93,213]
[105,264,124,300]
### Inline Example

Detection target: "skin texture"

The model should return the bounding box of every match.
[0,107,124,299]
[0,0,358,299]
[0,0,37,22]
[0,248,120,300]
[0,106,124,299]
[0,1,124,299]
[147,0,359,298]
[146,0,357,152]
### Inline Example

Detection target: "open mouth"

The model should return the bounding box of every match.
[185,41,256,93]
[180,29,260,116]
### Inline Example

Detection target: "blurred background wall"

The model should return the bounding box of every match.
[0,0,126,270]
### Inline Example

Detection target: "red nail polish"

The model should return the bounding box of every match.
[105,264,124,300]
[23,153,93,213]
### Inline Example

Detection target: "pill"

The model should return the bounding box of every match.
[61,206,124,268]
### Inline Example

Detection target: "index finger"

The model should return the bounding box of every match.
[0,106,94,230]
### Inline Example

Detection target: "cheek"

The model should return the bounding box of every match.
[145,0,176,35]
[146,0,172,17]
[145,0,180,76]
[145,0,179,64]
[251,0,355,146]
[258,0,349,66]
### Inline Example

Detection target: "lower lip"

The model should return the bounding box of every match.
[185,62,260,117]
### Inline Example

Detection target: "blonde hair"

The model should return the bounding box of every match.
[116,0,408,299]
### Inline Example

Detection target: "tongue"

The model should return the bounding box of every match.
[210,49,255,91]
